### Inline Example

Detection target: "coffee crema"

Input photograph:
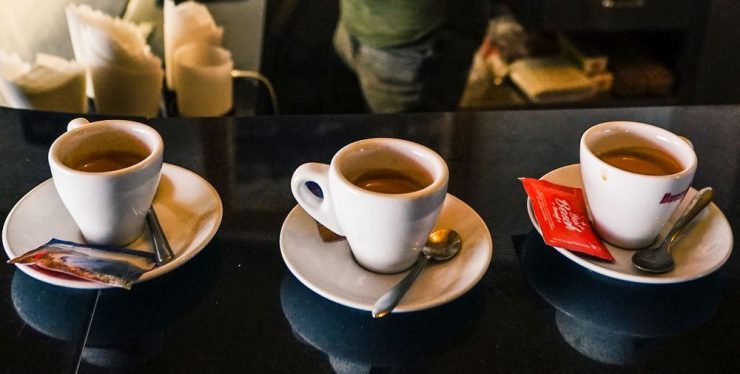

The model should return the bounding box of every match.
[70,150,148,172]
[598,146,683,176]
[351,168,432,194]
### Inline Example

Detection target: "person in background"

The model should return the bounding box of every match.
[333,0,489,113]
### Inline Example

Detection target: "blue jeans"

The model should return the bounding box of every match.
[333,22,478,113]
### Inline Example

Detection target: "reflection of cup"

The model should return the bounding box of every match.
[280,273,482,371]
[580,121,697,249]
[517,230,724,366]
[48,118,163,245]
[11,245,221,370]
[291,138,448,273]
[173,43,233,117]
[11,270,94,343]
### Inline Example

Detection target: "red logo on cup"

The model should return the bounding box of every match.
[659,188,688,204]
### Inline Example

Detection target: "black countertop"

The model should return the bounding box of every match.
[1,105,738,373]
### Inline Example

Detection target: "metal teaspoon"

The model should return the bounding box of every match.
[146,206,175,265]
[632,187,713,273]
[372,229,462,318]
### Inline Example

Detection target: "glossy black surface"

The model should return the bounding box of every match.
[1,105,739,372]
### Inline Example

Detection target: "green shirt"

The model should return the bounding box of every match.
[340,0,446,48]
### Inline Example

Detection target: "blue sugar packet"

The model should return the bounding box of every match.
[9,239,156,289]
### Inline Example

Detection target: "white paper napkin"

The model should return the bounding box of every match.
[0,51,87,113]
[164,0,224,90]
[65,4,163,117]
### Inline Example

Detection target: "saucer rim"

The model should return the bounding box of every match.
[279,193,493,313]
[526,164,733,284]
[2,163,223,289]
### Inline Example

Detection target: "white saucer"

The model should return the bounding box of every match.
[279,193,493,313]
[527,164,733,284]
[3,163,223,289]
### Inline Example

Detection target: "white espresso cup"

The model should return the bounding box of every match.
[48,118,164,246]
[580,121,697,249]
[291,138,449,273]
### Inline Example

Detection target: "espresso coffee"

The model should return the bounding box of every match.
[352,168,431,194]
[598,146,683,176]
[71,150,148,172]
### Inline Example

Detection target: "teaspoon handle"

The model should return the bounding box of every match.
[372,255,430,318]
[146,207,175,265]
[665,187,713,243]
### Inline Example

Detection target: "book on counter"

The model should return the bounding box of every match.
[559,33,609,76]
[508,56,597,104]
[589,71,614,93]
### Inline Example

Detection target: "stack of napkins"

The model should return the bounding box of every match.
[164,0,224,91]
[0,52,87,113]
[66,4,163,117]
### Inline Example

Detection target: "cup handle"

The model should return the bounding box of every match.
[231,69,279,115]
[67,118,90,132]
[290,163,344,235]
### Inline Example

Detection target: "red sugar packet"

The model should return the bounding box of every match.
[520,178,614,261]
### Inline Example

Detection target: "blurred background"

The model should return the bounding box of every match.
[0,0,738,115]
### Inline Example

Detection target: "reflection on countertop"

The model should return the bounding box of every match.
[280,273,485,373]
[515,230,724,365]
